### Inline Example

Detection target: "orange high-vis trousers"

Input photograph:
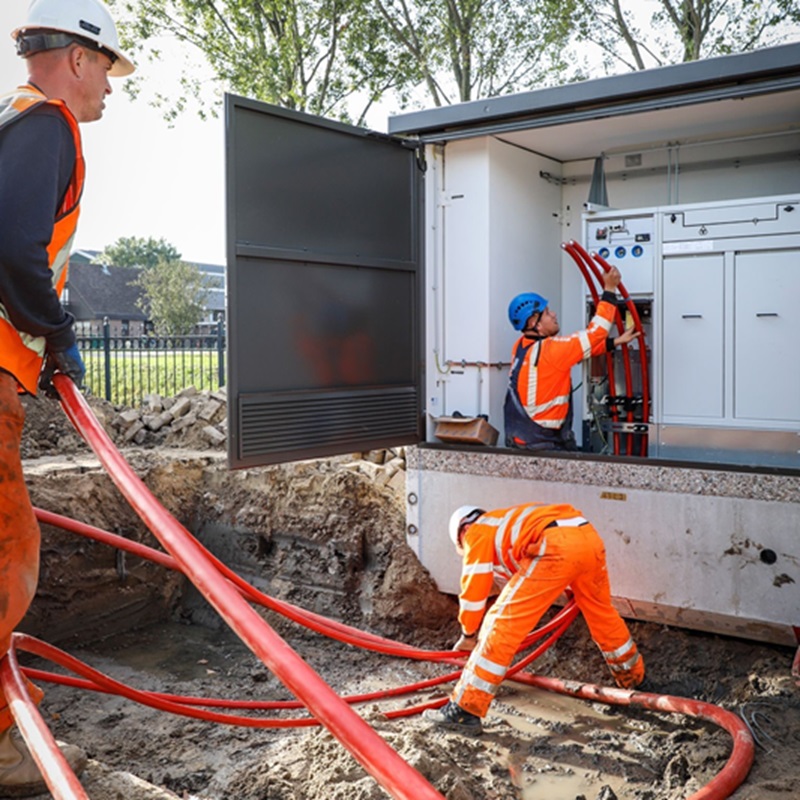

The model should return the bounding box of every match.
[0,371,44,732]
[452,522,644,718]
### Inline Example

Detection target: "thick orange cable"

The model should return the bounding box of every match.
[21,377,754,799]
[50,374,446,800]
[511,674,754,800]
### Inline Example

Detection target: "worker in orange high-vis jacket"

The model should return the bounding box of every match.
[423,502,645,736]
[504,265,639,452]
[0,1,134,795]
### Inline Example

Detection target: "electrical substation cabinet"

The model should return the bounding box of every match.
[659,196,800,465]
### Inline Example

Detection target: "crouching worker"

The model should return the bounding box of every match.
[423,502,645,736]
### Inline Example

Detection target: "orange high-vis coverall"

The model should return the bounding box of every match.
[504,297,617,450]
[0,373,45,730]
[451,503,644,718]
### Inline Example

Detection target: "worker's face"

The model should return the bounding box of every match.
[71,46,113,123]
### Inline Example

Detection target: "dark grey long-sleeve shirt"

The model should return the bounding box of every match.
[0,101,77,352]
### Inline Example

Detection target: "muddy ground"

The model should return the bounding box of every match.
[16,392,800,800]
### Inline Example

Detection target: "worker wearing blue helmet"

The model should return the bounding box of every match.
[504,267,638,451]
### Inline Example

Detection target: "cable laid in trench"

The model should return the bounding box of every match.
[30,508,755,800]
[28,374,448,800]
[21,377,755,799]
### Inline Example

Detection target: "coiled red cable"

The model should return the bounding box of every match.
[1,375,753,800]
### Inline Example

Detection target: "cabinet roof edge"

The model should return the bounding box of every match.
[386,43,800,138]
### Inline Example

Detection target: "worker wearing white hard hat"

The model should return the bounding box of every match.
[0,1,134,794]
[425,502,645,736]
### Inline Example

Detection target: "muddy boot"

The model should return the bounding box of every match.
[422,701,483,736]
[0,726,87,798]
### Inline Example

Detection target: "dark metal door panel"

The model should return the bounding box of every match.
[225,95,424,468]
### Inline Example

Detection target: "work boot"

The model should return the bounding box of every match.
[0,725,87,798]
[422,701,483,736]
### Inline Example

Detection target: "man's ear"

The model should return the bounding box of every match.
[523,316,539,335]
[68,43,86,77]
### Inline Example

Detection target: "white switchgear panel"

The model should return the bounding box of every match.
[584,194,800,467]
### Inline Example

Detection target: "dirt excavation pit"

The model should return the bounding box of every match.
[16,392,800,800]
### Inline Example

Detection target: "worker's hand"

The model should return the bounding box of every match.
[39,343,85,399]
[453,633,478,653]
[613,325,640,347]
[602,266,622,293]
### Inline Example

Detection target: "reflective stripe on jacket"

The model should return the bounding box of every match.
[457,503,582,636]
[506,300,616,434]
[0,85,84,394]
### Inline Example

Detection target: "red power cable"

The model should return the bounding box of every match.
[0,647,89,800]
[40,374,447,800]
[589,246,651,456]
[4,376,755,800]
[512,674,754,800]
[561,241,622,454]
[564,240,637,455]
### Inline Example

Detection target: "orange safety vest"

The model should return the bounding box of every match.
[508,300,616,431]
[457,503,581,635]
[0,84,84,394]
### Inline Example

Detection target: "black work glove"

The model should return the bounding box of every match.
[39,343,85,399]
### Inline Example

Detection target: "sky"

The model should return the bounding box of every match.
[1,0,391,267]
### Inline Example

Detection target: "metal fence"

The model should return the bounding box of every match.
[76,318,226,407]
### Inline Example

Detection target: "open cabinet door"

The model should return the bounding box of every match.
[225,95,424,468]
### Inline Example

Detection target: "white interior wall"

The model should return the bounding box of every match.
[437,138,491,419]
[486,138,563,440]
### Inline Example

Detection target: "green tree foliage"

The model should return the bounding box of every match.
[110,0,399,123]
[109,0,576,121]
[575,0,800,72]
[370,0,576,106]
[133,258,211,335]
[93,236,182,269]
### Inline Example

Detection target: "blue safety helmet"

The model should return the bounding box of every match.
[508,292,548,331]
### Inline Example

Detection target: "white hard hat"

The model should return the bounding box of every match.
[448,505,484,548]
[12,0,135,77]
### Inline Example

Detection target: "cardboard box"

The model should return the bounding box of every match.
[434,416,499,447]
